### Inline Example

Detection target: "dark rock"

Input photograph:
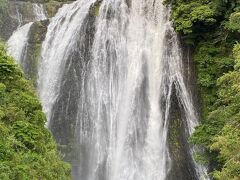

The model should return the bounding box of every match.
[167,88,198,180]
[0,0,71,40]
[22,19,49,84]
[47,10,96,179]
[166,36,200,180]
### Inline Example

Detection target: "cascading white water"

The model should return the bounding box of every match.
[15,5,23,28]
[37,0,209,180]
[32,3,48,21]
[7,3,47,66]
[85,1,171,179]
[38,0,96,126]
[7,22,33,63]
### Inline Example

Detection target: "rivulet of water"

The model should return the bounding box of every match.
[32,3,48,21]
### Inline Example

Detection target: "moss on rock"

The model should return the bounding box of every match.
[44,0,75,18]
[167,91,198,180]
[23,19,49,85]
[89,0,102,17]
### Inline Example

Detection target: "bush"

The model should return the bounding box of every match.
[0,43,71,179]
[165,0,240,179]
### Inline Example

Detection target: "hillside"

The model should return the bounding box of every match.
[0,43,70,179]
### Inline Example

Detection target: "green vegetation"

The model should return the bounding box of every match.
[0,0,239,179]
[44,1,68,17]
[24,20,49,85]
[89,0,102,17]
[0,43,70,179]
[164,0,240,179]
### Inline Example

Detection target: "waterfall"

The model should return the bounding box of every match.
[32,3,48,21]
[7,3,47,67]
[36,0,209,179]
[38,0,96,126]
[15,4,23,28]
[7,22,33,64]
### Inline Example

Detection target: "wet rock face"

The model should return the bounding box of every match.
[8,1,37,24]
[89,0,102,16]
[1,0,39,40]
[180,41,200,112]
[48,12,96,178]
[43,1,77,18]
[167,90,198,180]
[0,1,17,40]
[166,40,200,180]
[23,20,49,84]
[0,16,17,41]
[0,0,70,40]
[125,0,131,8]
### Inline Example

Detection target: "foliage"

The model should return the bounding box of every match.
[194,41,234,116]
[191,43,240,180]
[209,57,240,179]
[171,2,216,34]
[191,36,240,180]
[164,0,230,35]
[0,43,71,179]
[165,0,240,179]
[226,12,240,32]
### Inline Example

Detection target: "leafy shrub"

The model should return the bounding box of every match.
[0,42,71,179]
[165,0,240,179]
